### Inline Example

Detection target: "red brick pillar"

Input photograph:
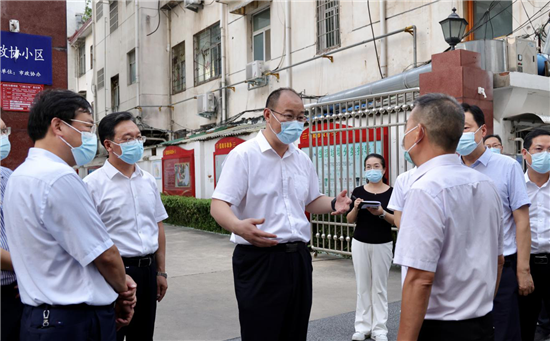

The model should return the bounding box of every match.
[419,49,494,134]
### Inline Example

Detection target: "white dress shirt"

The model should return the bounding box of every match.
[212,130,323,245]
[462,148,531,256]
[84,160,168,258]
[525,172,550,254]
[394,154,503,321]
[387,167,416,212]
[4,148,118,306]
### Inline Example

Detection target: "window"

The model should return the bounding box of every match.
[194,23,221,85]
[172,42,186,94]
[97,68,105,89]
[111,75,119,112]
[96,0,103,21]
[78,45,86,77]
[110,0,118,33]
[90,45,93,69]
[471,1,513,40]
[128,49,136,84]
[316,0,340,53]
[252,8,271,61]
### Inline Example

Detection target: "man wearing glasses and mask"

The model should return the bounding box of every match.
[211,88,352,341]
[84,112,168,341]
[4,90,136,341]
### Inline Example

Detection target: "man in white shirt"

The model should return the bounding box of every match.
[4,89,136,341]
[387,167,416,229]
[210,88,352,341]
[518,129,550,341]
[459,103,533,341]
[84,112,169,341]
[394,93,504,341]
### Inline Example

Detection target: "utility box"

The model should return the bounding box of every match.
[507,37,537,74]
[246,61,268,90]
[197,93,217,119]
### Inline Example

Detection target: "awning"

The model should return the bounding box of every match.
[161,122,264,146]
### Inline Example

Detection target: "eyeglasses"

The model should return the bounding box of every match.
[70,119,97,135]
[114,136,147,144]
[269,109,308,123]
[1,127,11,136]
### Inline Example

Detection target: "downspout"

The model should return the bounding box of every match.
[92,6,98,123]
[104,8,108,115]
[285,0,292,87]
[380,0,387,77]
[135,0,141,112]
[168,9,173,139]
[220,3,227,123]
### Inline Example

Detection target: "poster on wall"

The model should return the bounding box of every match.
[162,146,195,196]
[152,160,162,180]
[1,82,43,112]
[213,137,245,187]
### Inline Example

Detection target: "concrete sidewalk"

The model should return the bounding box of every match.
[154,224,402,341]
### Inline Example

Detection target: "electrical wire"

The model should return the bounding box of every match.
[147,0,161,37]
[522,0,537,35]
[366,0,384,79]
[508,1,550,36]
[462,0,516,40]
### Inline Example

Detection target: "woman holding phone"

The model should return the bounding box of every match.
[347,153,395,341]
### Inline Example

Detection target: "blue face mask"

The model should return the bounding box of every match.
[365,169,383,183]
[527,151,550,174]
[489,147,501,154]
[456,126,483,156]
[268,111,305,145]
[59,121,98,166]
[402,125,422,165]
[111,140,144,164]
[0,135,11,160]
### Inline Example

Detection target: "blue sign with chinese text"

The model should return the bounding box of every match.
[0,31,52,85]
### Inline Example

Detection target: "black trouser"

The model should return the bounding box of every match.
[418,312,494,341]
[117,255,157,341]
[1,281,23,341]
[519,253,550,341]
[233,242,313,341]
[493,253,521,341]
[20,303,116,341]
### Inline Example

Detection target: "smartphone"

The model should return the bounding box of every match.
[360,201,381,209]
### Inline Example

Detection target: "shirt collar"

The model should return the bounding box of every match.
[103,159,143,179]
[461,147,492,167]
[410,154,461,184]
[256,130,298,156]
[525,170,550,189]
[28,147,69,166]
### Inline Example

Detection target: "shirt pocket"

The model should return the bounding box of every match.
[292,174,309,203]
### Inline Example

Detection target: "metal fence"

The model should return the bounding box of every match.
[304,88,420,256]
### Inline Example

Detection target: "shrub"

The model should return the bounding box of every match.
[161,195,229,235]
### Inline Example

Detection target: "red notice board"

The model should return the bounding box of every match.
[213,137,245,187]
[162,146,195,197]
[1,82,43,112]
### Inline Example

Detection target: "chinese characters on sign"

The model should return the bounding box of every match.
[1,82,43,112]
[0,31,52,85]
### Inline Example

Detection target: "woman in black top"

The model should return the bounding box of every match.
[347,153,395,341]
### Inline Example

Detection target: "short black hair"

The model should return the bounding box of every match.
[28,89,92,142]
[98,112,136,147]
[484,134,502,144]
[364,153,388,184]
[265,88,301,109]
[524,129,550,150]
[461,103,485,128]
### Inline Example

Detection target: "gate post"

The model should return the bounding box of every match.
[419,49,494,134]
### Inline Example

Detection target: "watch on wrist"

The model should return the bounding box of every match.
[157,272,168,279]
[378,211,386,219]
[331,198,337,212]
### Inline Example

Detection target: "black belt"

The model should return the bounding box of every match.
[122,254,154,267]
[237,241,307,253]
[531,253,549,265]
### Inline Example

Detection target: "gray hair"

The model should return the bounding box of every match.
[412,93,464,152]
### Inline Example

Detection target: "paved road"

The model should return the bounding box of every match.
[154,224,403,341]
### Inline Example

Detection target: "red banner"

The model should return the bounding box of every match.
[1,82,43,112]
[298,122,387,148]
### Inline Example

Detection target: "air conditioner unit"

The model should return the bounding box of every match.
[246,61,268,90]
[197,93,217,119]
[184,0,203,12]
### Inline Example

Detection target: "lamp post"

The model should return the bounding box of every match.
[439,7,469,50]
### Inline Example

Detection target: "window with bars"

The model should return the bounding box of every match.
[316,0,340,53]
[128,49,136,84]
[110,0,118,33]
[111,75,119,112]
[194,23,221,86]
[90,45,93,69]
[172,42,186,94]
[96,0,103,21]
[97,68,105,89]
[78,45,86,77]
[253,8,271,61]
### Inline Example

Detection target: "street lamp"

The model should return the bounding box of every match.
[439,7,468,50]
